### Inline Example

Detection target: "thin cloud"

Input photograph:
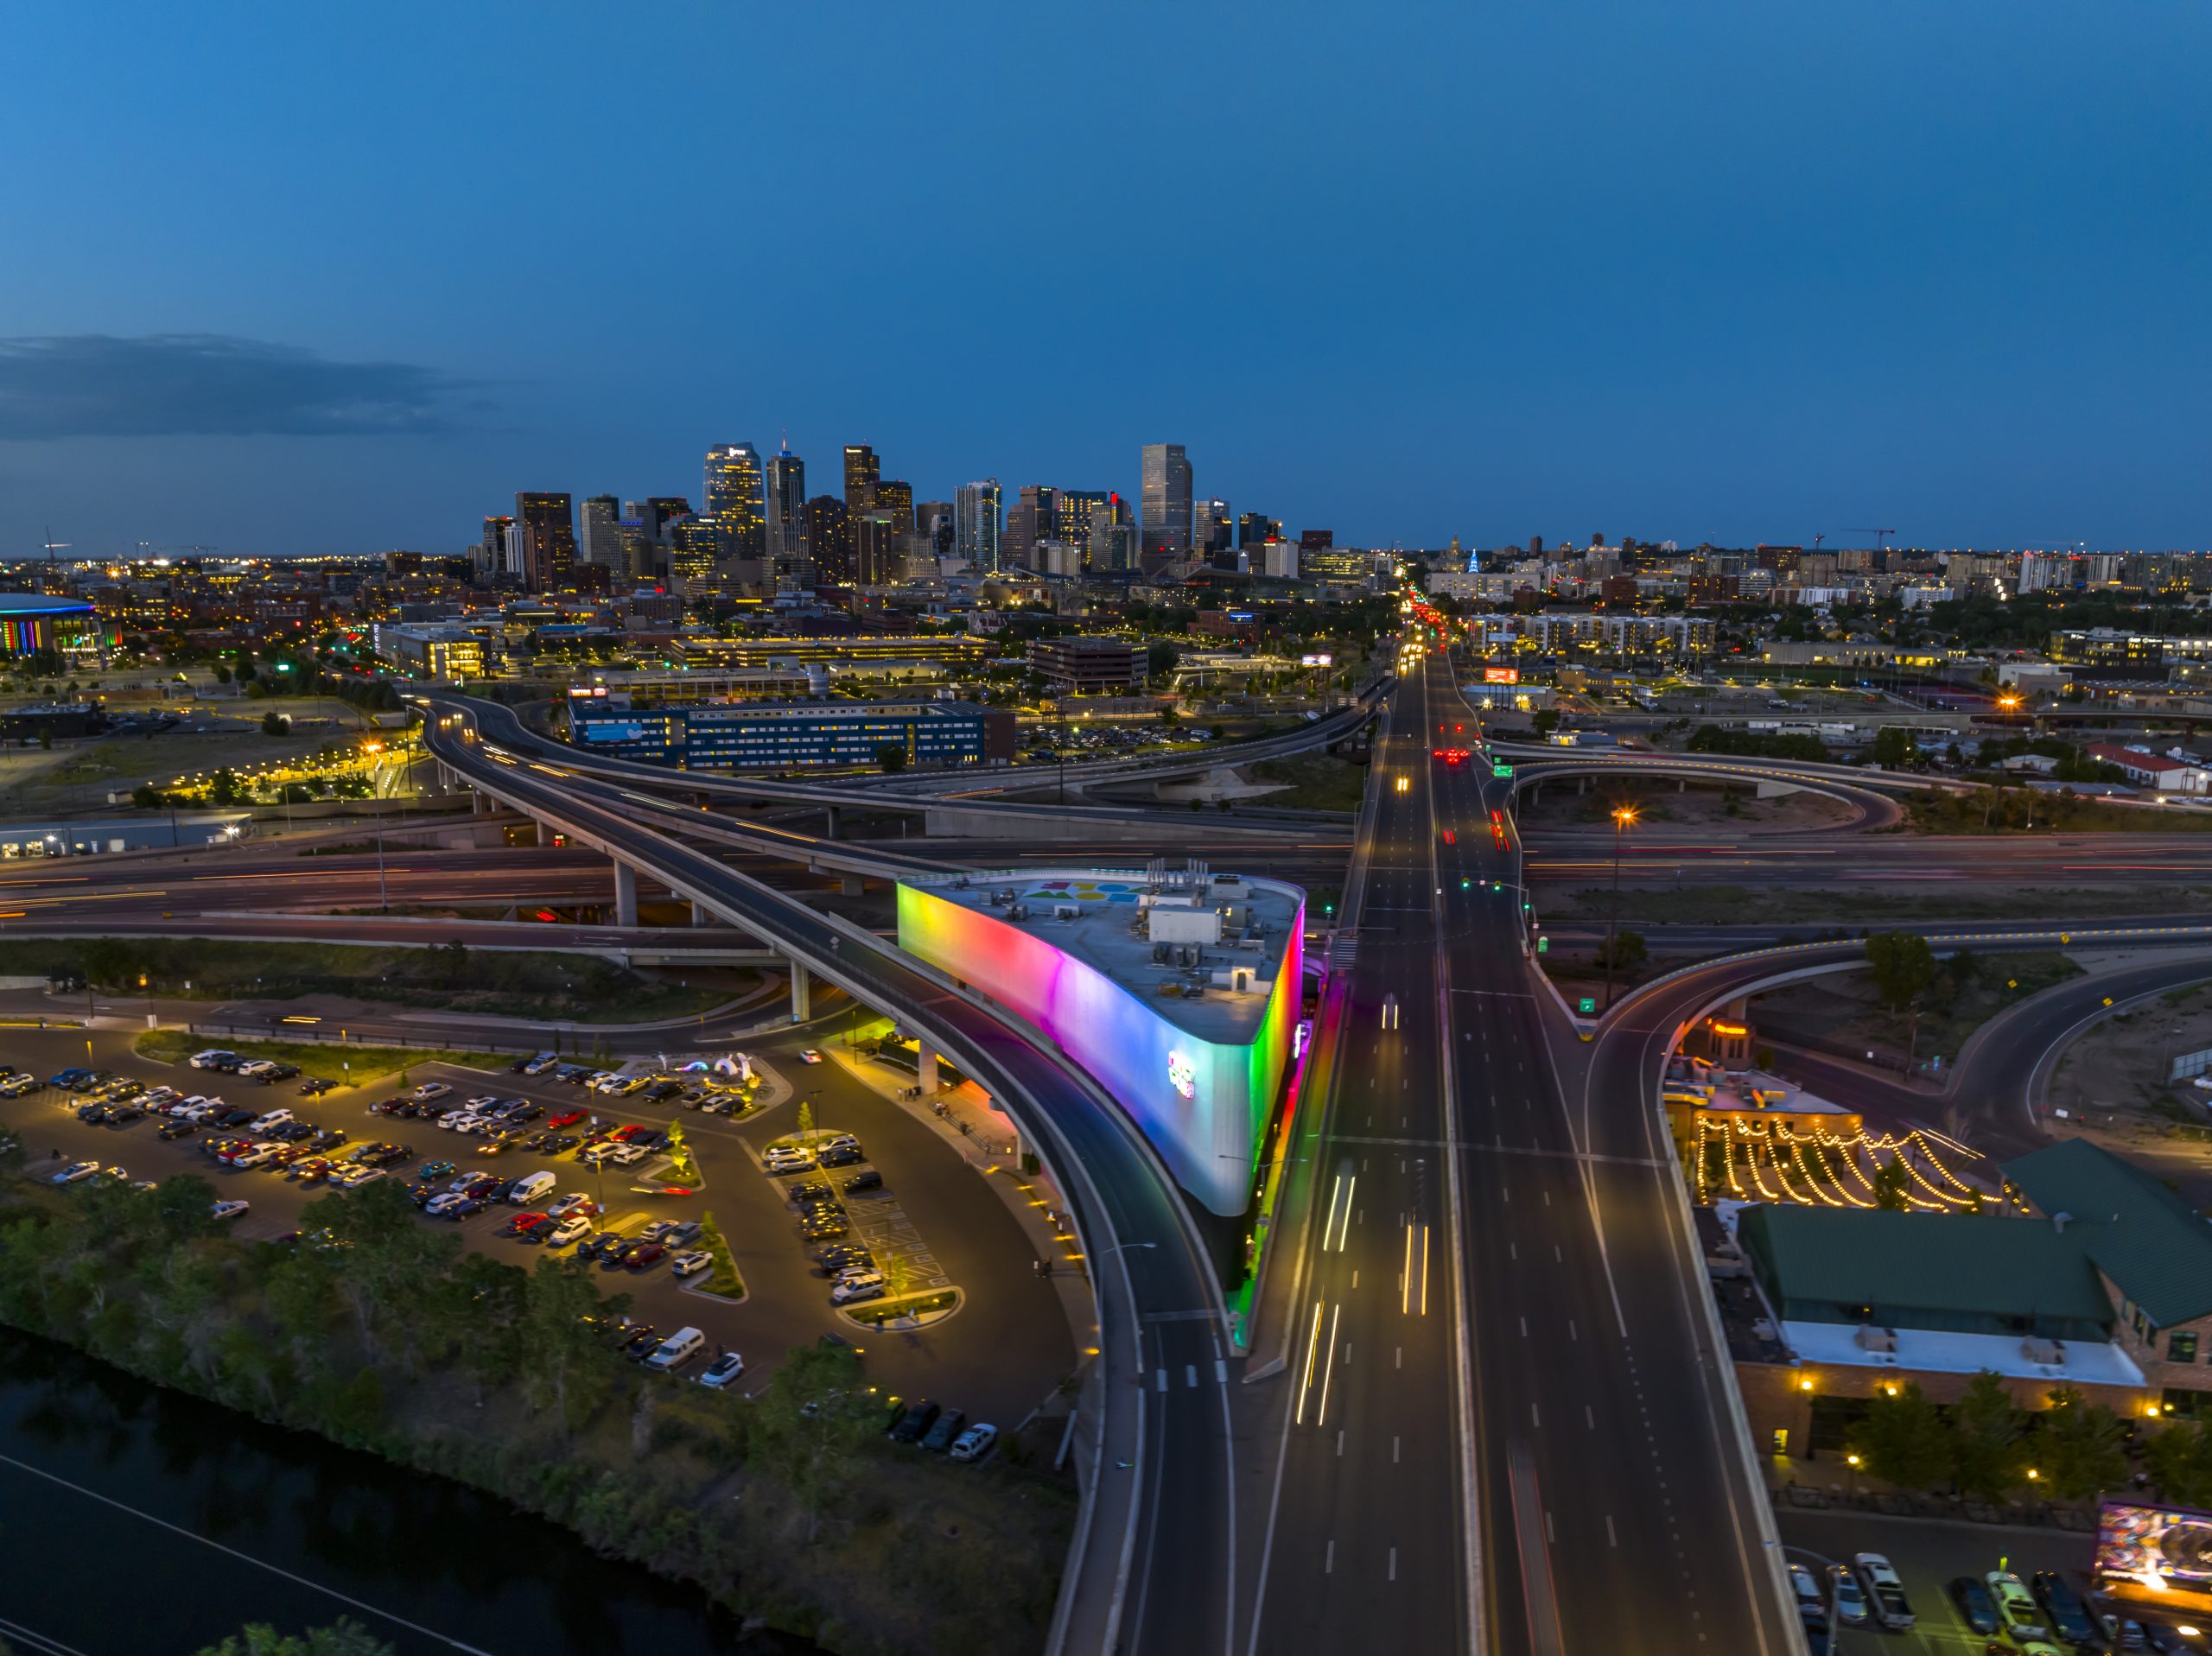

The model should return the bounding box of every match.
[0,333,479,438]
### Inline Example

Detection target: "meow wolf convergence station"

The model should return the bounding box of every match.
[895,865,1304,1249]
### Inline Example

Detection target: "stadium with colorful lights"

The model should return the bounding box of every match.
[895,863,1307,1229]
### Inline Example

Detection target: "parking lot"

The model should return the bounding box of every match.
[0,1019,1076,1425]
[1777,1504,2152,1653]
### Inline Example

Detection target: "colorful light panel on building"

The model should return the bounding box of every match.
[896,878,1303,1216]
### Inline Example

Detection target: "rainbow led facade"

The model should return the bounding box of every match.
[897,872,1304,1216]
[0,593,95,657]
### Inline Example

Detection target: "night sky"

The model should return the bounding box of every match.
[2,1,2207,558]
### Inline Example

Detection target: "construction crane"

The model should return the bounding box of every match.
[1846,527,1897,551]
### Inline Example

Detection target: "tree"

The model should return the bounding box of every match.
[1531,708,1561,736]
[750,1340,873,1542]
[875,741,906,774]
[1872,726,1916,769]
[2035,1384,2129,1500]
[697,1209,742,1297]
[1593,930,1647,973]
[261,709,290,735]
[2147,1419,2212,1507]
[1865,931,1936,1012]
[194,1619,394,1656]
[1847,1380,1953,1489]
[795,1098,815,1140]
[1948,1369,2029,1500]
[1869,1158,1912,1211]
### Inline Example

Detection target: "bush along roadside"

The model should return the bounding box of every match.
[0,1171,1072,1656]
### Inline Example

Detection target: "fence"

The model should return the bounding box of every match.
[181,1021,543,1059]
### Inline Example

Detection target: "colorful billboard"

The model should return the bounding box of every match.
[2096,1499,2212,1613]
[1482,665,1520,684]
[895,878,1303,1216]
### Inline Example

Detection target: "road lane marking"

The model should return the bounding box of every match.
[1155,1368,1167,1392]
[1318,1306,1343,1424]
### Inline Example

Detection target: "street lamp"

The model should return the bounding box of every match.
[1602,803,1640,1012]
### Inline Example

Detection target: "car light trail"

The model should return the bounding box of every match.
[1296,1299,1325,1423]
[1316,1303,1343,1426]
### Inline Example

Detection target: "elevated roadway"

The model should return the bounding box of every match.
[425,705,1238,1656]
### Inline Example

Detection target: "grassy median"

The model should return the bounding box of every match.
[134,1028,504,1087]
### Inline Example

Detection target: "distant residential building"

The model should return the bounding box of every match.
[578,495,623,568]
[853,513,902,585]
[1029,635,1140,694]
[2017,551,2074,593]
[955,479,1002,573]
[667,521,724,592]
[704,444,766,561]
[2085,743,2211,793]
[513,492,577,593]
[766,445,809,589]
[1139,442,1192,566]
[1056,490,1111,546]
[1262,540,1299,580]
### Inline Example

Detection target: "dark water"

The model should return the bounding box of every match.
[0,1324,807,1656]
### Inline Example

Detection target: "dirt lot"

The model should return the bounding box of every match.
[2050,981,2212,1136]
[1751,951,2083,1072]
[1516,779,1859,834]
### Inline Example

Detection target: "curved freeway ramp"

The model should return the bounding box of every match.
[427,707,1239,1656]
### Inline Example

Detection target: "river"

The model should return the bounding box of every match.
[0,1325,817,1656]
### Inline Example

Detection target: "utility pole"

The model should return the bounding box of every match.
[1602,803,1639,1012]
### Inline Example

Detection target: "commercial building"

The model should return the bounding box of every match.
[373,622,491,681]
[955,479,1002,573]
[567,697,1016,771]
[895,864,1306,1216]
[766,444,808,588]
[1140,442,1192,565]
[1029,635,1141,694]
[513,492,577,592]
[842,444,879,514]
[578,495,623,569]
[704,444,766,561]
[0,593,97,656]
[2085,744,2212,793]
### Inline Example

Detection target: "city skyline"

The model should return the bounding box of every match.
[4,3,2209,560]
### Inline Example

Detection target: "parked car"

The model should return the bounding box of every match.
[696,1351,746,1389]
[51,1159,99,1184]
[842,1170,884,1194]
[1828,1564,1870,1627]
[1947,1577,2001,1636]
[621,1240,667,1271]
[156,1119,200,1141]
[211,1199,250,1221]
[830,1269,887,1305]
[948,1423,998,1463]
[817,1145,864,1168]
[1987,1572,2050,1643]
[1853,1554,1914,1631]
[817,1244,874,1275]
[919,1409,967,1453]
[887,1399,938,1443]
[671,1250,714,1278]
[2030,1570,2097,1646]
[664,1221,702,1247]
[546,1215,593,1247]
[545,1193,597,1221]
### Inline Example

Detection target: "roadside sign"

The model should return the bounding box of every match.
[1578,996,1597,1015]
[1492,764,1513,778]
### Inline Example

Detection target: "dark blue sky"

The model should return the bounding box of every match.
[3,1,2207,559]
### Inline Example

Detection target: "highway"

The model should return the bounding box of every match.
[1430,660,1798,1654]
[423,706,1237,1656]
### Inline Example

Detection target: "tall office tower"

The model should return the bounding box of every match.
[955,479,1002,572]
[1005,485,1057,568]
[1139,442,1192,562]
[579,494,623,568]
[854,512,901,584]
[513,492,578,592]
[765,444,809,587]
[632,497,693,541]
[478,516,514,581]
[917,501,957,562]
[617,517,656,582]
[842,445,880,516]
[874,479,914,533]
[1056,490,1109,545]
[805,495,852,585]
[703,444,766,559]
[1194,497,1233,556]
[1236,511,1273,549]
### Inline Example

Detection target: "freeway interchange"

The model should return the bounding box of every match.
[9,661,2212,1655]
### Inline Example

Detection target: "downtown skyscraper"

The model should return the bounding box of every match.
[954,479,1001,573]
[1140,442,1193,566]
[765,442,809,590]
[704,443,766,561]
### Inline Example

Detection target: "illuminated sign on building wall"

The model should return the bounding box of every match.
[895,878,1304,1216]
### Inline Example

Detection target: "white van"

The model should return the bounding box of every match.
[505,1170,556,1206]
[645,1327,705,1372]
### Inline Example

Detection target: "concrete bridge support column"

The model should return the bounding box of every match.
[841,872,864,897]
[917,1042,939,1094]
[472,788,495,815]
[789,958,812,1023]
[691,899,712,927]
[613,862,639,929]
[824,804,842,841]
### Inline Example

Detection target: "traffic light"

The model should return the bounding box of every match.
[1459,878,1471,889]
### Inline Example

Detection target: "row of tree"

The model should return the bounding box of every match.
[1845,1373,2156,1501]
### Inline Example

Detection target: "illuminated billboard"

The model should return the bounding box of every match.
[1300,653,1333,667]
[1483,666,1520,684]
[896,875,1303,1216]
[2097,1499,2212,1614]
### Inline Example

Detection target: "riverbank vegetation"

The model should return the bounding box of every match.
[16,937,725,1023]
[0,1170,1071,1655]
